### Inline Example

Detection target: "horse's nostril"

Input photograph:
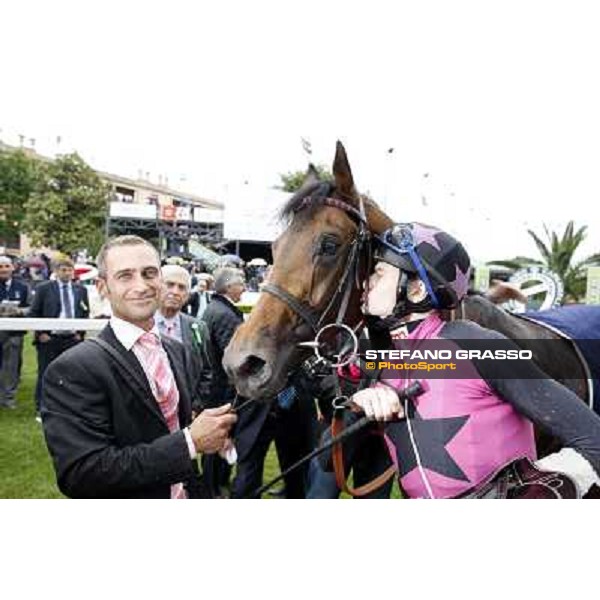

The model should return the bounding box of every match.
[239,355,266,378]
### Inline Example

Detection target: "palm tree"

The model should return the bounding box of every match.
[490,221,600,302]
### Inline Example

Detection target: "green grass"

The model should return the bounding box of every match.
[0,334,399,498]
[0,335,63,498]
[0,335,286,499]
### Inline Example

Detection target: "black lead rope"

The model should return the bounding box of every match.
[249,413,372,499]
[246,380,425,499]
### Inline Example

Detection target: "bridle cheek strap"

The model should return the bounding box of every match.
[261,282,321,333]
[262,195,371,334]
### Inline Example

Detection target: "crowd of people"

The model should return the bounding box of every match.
[2,222,600,499]
[1,243,300,498]
[0,248,268,411]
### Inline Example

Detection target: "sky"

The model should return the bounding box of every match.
[1,0,599,263]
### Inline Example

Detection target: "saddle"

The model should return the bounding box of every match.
[457,456,579,499]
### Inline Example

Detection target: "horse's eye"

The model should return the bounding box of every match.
[320,239,338,256]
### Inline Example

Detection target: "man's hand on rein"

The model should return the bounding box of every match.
[189,403,237,454]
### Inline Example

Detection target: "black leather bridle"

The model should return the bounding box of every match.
[261,192,372,333]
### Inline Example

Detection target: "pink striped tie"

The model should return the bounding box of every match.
[135,331,185,499]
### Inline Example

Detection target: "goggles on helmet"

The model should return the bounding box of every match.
[375,224,441,309]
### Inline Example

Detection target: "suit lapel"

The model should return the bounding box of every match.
[73,286,83,317]
[99,325,166,426]
[51,281,61,317]
[163,337,192,425]
[180,314,193,347]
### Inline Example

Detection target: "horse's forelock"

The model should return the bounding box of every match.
[279,181,381,232]
[279,181,337,222]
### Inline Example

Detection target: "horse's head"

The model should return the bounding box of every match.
[223,141,393,400]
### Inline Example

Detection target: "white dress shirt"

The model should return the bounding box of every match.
[110,315,196,460]
[58,281,76,319]
[154,312,183,343]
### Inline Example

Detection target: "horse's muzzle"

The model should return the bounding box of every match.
[223,347,281,400]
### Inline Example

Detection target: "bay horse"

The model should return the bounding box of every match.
[223,143,593,421]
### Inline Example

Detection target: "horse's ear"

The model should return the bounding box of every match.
[332,141,357,200]
[305,163,321,186]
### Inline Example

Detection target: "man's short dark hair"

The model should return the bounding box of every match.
[96,235,160,278]
[53,257,74,271]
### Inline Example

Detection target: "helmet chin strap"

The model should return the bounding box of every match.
[391,273,434,320]
[364,272,434,335]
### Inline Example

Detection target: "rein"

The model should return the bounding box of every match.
[249,381,425,499]
[250,410,374,498]
[249,192,384,497]
[244,191,402,498]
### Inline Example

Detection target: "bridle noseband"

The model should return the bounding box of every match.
[261,192,372,334]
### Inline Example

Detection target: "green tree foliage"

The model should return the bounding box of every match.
[22,153,110,256]
[0,149,42,247]
[490,221,600,302]
[277,163,333,193]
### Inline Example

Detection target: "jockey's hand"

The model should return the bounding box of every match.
[351,385,405,421]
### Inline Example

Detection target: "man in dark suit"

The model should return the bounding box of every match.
[156,264,214,413]
[42,235,236,499]
[202,267,246,406]
[203,267,317,499]
[230,377,318,499]
[0,255,30,409]
[28,258,90,419]
[201,267,246,496]
[184,277,212,319]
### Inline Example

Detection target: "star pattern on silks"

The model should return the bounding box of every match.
[448,263,471,299]
[385,408,470,482]
[411,222,442,250]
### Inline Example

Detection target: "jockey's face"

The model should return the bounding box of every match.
[97,244,162,329]
[363,261,400,317]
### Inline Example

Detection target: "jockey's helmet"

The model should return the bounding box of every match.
[373,222,471,311]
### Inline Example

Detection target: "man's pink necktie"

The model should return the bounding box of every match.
[135,332,185,499]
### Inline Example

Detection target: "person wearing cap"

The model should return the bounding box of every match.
[351,222,600,498]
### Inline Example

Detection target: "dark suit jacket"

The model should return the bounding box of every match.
[42,324,201,499]
[179,313,214,412]
[233,374,319,464]
[183,291,212,318]
[29,280,90,341]
[201,294,244,405]
[0,278,30,337]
